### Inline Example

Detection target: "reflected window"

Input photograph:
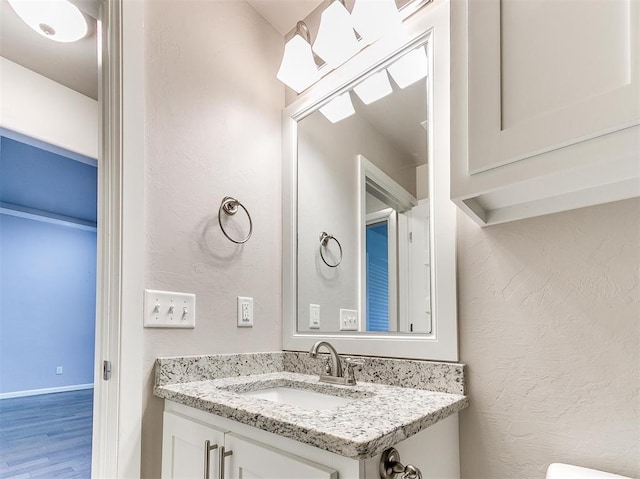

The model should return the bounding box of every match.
[366,221,389,331]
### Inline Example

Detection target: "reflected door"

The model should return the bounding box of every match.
[408,199,431,333]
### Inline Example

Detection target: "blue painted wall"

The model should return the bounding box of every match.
[0,136,97,394]
[0,136,97,223]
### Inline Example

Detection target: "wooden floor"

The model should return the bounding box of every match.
[0,390,93,479]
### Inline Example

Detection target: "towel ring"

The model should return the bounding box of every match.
[218,196,253,244]
[319,232,342,268]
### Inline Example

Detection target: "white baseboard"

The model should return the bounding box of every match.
[0,383,94,399]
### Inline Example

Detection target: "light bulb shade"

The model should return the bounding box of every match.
[7,0,88,43]
[276,34,320,93]
[312,1,359,70]
[353,70,393,104]
[351,0,402,44]
[387,47,428,88]
[319,92,355,123]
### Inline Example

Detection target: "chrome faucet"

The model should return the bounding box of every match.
[309,341,343,379]
[309,341,363,386]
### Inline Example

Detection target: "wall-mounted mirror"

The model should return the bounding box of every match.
[283,0,457,360]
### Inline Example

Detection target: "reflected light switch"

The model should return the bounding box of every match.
[339,309,358,331]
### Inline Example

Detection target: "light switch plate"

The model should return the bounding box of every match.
[237,296,253,327]
[339,309,359,331]
[144,289,196,328]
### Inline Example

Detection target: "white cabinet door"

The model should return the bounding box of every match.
[221,433,338,479]
[451,0,640,226]
[466,0,639,174]
[162,412,226,479]
[162,402,459,479]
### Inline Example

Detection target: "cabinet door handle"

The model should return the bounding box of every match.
[204,440,218,479]
[219,446,233,479]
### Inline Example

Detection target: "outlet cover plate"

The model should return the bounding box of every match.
[237,296,254,327]
[309,304,320,329]
[144,289,196,328]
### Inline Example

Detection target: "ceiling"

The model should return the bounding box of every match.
[0,0,422,139]
[0,0,322,101]
[0,0,98,100]
[246,0,325,35]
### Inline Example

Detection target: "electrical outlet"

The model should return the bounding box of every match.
[237,297,253,327]
[339,309,359,331]
[144,289,196,328]
[56,366,63,375]
[309,304,320,329]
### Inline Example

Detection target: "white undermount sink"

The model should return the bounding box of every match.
[241,386,356,410]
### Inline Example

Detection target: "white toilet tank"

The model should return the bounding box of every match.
[546,463,632,479]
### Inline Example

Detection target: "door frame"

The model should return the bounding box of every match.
[91,0,144,477]
[358,155,417,334]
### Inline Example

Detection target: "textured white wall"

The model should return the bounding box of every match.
[141,1,284,477]
[457,198,640,479]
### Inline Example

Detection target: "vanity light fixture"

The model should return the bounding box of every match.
[387,46,429,88]
[276,21,320,94]
[351,0,402,45]
[353,70,393,105]
[319,92,355,123]
[312,0,359,71]
[276,0,412,92]
[7,0,88,43]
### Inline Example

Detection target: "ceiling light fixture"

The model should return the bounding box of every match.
[7,0,88,43]
[319,92,355,123]
[353,70,393,104]
[351,0,402,45]
[276,21,320,94]
[387,46,429,88]
[312,0,359,71]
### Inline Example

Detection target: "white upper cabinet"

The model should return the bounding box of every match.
[451,0,640,226]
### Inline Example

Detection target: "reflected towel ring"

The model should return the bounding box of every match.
[218,196,253,244]
[319,232,342,268]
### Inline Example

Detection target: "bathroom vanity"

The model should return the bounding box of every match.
[155,352,468,479]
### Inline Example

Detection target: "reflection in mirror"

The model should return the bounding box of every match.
[297,44,430,335]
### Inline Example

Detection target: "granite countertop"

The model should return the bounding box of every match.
[154,368,469,459]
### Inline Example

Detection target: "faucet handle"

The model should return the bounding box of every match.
[344,357,365,366]
[344,357,365,384]
[324,358,332,375]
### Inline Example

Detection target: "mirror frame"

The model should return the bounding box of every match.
[282,0,457,361]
